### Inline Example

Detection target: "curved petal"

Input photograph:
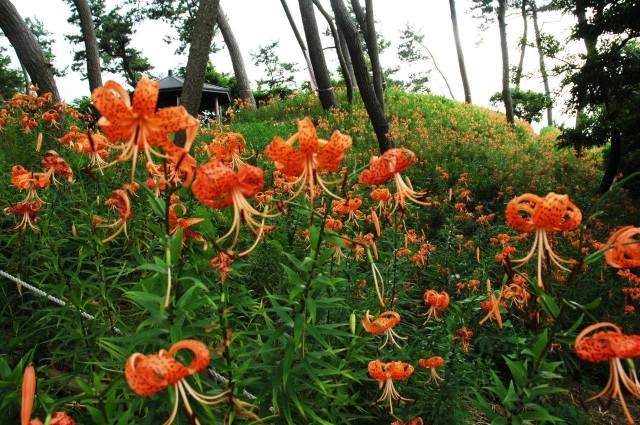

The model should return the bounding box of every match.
[605,226,640,268]
[316,130,352,171]
[296,117,319,155]
[505,194,542,232]
[147,106,199,147]
[131,76,159,117]
[168,339,211,375]
[125,353,188,396]
[235,164,265,198]
[192,159,236,208]
[264,136,306,176]
[91,82,135,127]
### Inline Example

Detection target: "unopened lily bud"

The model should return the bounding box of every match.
[72,224,77,237]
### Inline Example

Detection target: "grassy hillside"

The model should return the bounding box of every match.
[1,86,638,424]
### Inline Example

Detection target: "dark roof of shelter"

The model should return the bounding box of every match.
[156,71,231,111]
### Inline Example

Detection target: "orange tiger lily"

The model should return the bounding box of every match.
[575,323,640,424]
[192,159,277,255]
[362,310,407,349]
[4,201,42,232]
[419,356,445,386]
[264,117,352,206]
[70,130,110,169]
[168,203,207,251]
[605,226,640,269]
[206,131,249,168]
[11,165,50,203]
[368,360,414,415]
[41,150,74,186]
[453,327,474,353]
[94,189,133,243]
[359,148,431,212]
[22,366,75,425]
[125,340,228,425]
[479,280,504,329]
[91,77,199,183]
[505,192,582,288]
[422,289,450,323]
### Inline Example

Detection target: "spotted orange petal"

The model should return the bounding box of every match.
[361,310,401,334]
[168,339,211,375]
[192,159,238,208]
[264,136,306,176]
[505,193,541,232]
[131,76,159,117]
[296,117,319,155]
[316,130,352,171]
[235,164,265,198]
[605,226,640,269]
[125,352,188,396]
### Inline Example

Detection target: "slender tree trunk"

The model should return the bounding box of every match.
[514,0,528,90]
[280,0,317,92]
[312,0,354,102]
[331,0,393,153]
[175,0,220,146]
[71,0,102,92]
[351,0,384,110]
[216,6,256,108]
[497,0,515,127]
[298,0,339,109]
[598,103,622,193]
[448,0,472,103]
[531,1,553,126]
[0,0,60,102]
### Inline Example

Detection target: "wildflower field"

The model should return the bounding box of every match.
[1,81,639,425]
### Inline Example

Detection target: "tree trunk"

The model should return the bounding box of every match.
[331,0,393,153]
[0,0,60,102]
[497,0,515,127]
[216,6,256,108]
[514,0,528,90]
[531,1,553,126]
[298,0,339,109]
[449,0,472,103]
[175,0,220,146]
[598,104,622,193]
[280,0,318,92]
[71,0,102,93]
[312,0,354,103]
[351,0,384,110]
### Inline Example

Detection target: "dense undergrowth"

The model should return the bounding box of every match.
[1,85,639,425]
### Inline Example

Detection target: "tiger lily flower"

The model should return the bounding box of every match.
[125,340,229,425]
[359,148,431,212]
[41,150,74,186]
[479,279,504,329]
[453,327,474,353]
[91,77,199,183]
[368,360,414,415]
[362,310,407,349]
[505,192,582,288]
[4,201,42,232]
[70,130,110,169]
[11,165,50,203]
[22,365,75,425]
[206,131,249,169]
[264,117,352,206]
[605,226,640,269]
[168,203,207,251]
[422,289,450,323]
[191,159,277,255]
[419,356,445,386]
[94,189,133,243]
[575,322,640,424]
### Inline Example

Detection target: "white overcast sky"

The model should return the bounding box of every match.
[3,0,580,128]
